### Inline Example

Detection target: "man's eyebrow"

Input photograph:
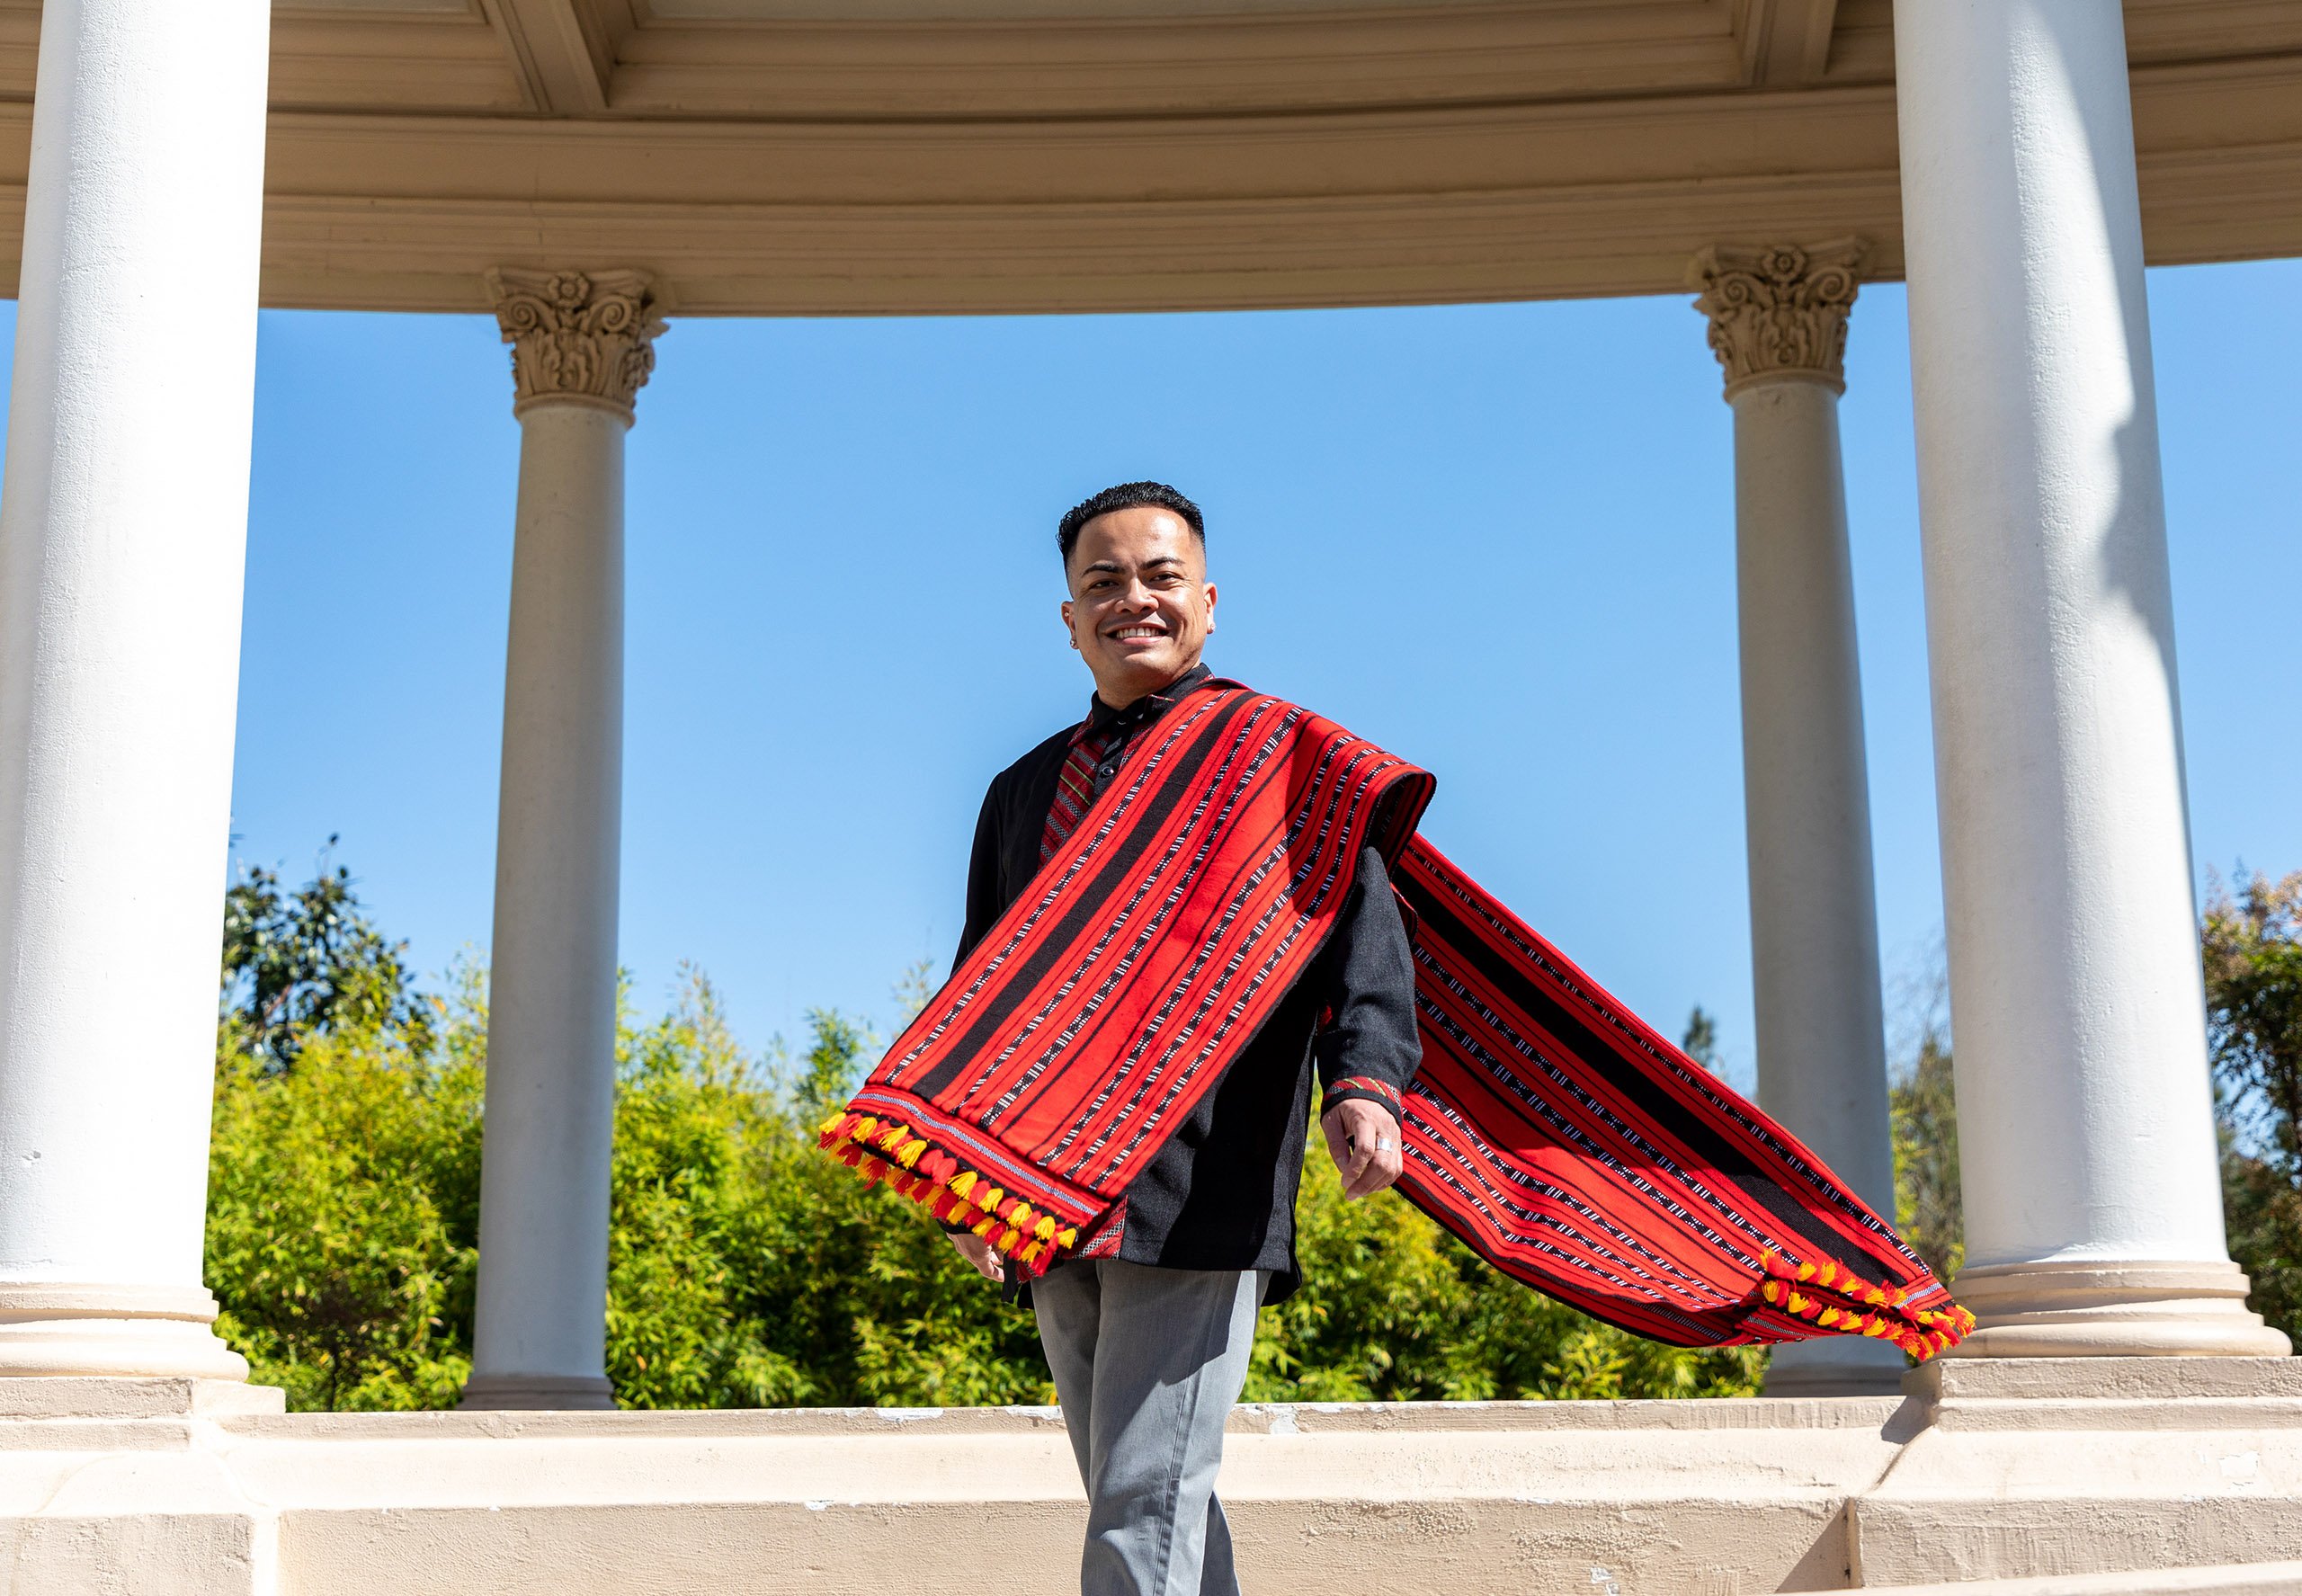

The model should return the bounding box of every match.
[1080,556,1187,575]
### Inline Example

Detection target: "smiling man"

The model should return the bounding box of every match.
[946,481,1422,1596]
[827,482,1974,1592]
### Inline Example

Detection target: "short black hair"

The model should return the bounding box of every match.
[1057,481,1205,568]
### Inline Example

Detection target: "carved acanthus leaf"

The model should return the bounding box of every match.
[1691,239,1866,397]
[486,268,667,420]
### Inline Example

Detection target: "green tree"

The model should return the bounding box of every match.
[1891,1032,1963,1285]
[221,840,430,1069]
[1681,1007,1721,1074]
[203,843,1768,1410]
[604,984,1049,1408]
[2203,869,2302,1342]
[205,968,481,1410]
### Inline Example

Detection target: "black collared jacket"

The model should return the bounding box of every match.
[957,663,1423,1302]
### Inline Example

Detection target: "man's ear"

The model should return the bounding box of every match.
[1060,597,1078,649]
[1202,582,1218,633]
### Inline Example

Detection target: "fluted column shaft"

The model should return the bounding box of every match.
[1895,2,2283,1355]
[0,0,270,1379]
[1695,241,1904,1395]
[464,271,665,1410]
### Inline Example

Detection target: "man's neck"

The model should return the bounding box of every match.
[1093,658,1205,714]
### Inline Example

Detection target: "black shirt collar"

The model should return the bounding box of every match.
[1086,661,1211,734]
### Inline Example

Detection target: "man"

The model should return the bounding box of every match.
[950,481,1423,1596]
[822,486,1970,1593]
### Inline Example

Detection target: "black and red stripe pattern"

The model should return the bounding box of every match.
[1392,842,1968,1353]
[823,680,1970,1355]
[1320,1075,1403,1113]
[1039,723,1120,863]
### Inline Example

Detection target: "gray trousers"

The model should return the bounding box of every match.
[1032,1261,1266,1596]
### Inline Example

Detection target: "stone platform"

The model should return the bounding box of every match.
[1,1360,2296,1594]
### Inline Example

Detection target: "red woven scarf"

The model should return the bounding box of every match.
[824,679,1971,1357]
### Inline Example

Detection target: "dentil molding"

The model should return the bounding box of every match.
[486,268,668,421]
[1690,238,1867,397]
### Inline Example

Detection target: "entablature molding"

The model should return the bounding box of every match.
[0,40,2291,315]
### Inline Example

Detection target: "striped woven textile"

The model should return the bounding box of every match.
[1039,722,1119,863]
[823,679,1971,1357]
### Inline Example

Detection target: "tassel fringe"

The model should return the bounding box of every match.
[818,1115,1973,1350]
[818,1112,1081,1281]
[1756,1249,1976,1359]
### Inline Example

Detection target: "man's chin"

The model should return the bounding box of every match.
[1092,650,1191,697]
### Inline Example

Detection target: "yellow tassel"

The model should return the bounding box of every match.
[1787,1291,1809,1315]
[856,1117,879,1138]
[1056,1227,1078,1249]
[1762,1280,1783,1303]
[977,1186,1004,1213]
[998,1226,1022,1253]
[897,1139,928,1168]
[1795,1262,1816,1282]
[819,1111,847,1136]
[950,1172,977,1199]
[1034,1217,1057,1242]
[970,1216,995,1238]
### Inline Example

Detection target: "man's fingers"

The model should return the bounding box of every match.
[1347,1157,1400,1200]
[949,1231,1005,1282]
[1344,1149,1394,1199]
[1325,1101,1405,1199]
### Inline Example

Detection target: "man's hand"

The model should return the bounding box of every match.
[949,1228,1005,1282]
[1320,1098,1405,1200]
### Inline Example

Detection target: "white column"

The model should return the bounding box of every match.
[462,270,665,1410]
[0,0,270,1380]
[1896,4,2285,1356]
[1694,241,1906,1395]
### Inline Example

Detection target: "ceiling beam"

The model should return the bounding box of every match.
[1735,0,1840,87]
[483,0,631,114]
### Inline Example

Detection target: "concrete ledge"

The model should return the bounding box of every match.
[1864,1565,2302,1594]
[219,1394,1910,1442]
[1853,1360,2302,1588]
[0,1362,2294,1593]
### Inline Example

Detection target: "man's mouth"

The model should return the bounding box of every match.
[1108,624,1167,642]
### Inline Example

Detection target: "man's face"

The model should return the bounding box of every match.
[1061,506,1218,706]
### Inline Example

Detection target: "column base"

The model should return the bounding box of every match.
[1946,1259,2291,1358]
[0,1283,249,1380]
[0,1374,282,1419]
[1762,1333,1908,1395]
[460,1372,616,1411]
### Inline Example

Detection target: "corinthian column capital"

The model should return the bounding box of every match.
[1691,239,1867,398]
[486,267,668,423]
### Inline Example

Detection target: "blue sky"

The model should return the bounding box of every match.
[14,257,2296,1092]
